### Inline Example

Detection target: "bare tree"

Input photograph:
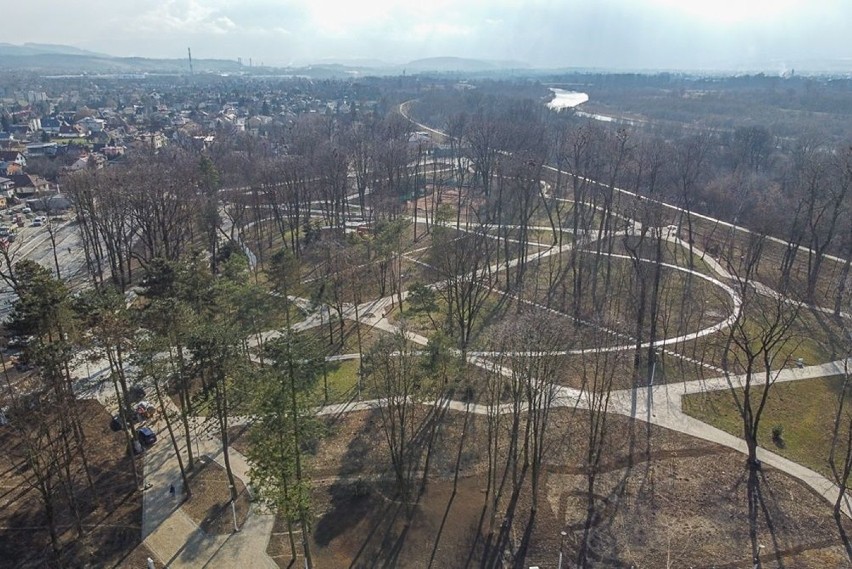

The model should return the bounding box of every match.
[720,234,801,567]
[363,323,427,498]
[829,337,852,560]
[429,224,495,355]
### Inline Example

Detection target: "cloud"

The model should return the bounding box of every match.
[5,0,852,69]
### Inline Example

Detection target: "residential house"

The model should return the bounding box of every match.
[0,177,12,208]
[101,145,126,160]
[40,118,65,135]
[58,123,84,138]
[77,116,105,133]
[134,132,167,150]
[0,150,26,176]
[0,162,22,176]
[25,142,58,157]
[68,153,106,171]
[8,174,50,198]
[9,124,32,139]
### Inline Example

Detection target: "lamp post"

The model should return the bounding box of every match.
[192,418,200,460]
[229,484,239,532]
[558,530,567,569]
[650,347,661,386]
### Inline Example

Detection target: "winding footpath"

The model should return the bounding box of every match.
[65,124,852,564]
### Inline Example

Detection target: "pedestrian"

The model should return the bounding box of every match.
[169,483,175,498]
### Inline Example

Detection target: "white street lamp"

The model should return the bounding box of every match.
[229,484,239,532]
[558,530,567,569]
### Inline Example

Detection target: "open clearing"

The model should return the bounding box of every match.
[683,375,851,480]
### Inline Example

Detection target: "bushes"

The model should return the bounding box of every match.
[772,424,785,448]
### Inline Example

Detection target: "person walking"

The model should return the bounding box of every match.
[169,484,176,498]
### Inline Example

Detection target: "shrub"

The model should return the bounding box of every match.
[771,424,785,447]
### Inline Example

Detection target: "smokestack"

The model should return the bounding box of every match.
[187,47,193,74]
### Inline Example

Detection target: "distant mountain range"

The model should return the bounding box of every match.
[0,43,534,76]
[0,42,850,77]
[0,43,108,57]
[0,43,243,74]
[401,57,531,72]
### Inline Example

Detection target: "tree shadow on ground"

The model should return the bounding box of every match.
[313,407,384,549]
[314,393,470,568]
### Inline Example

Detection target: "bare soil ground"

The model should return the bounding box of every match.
[0,399,144,569]
[181,457,250,534]
[247,406,852,568]
[115,542,161,568]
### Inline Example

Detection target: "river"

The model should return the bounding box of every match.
[546,88,589,111]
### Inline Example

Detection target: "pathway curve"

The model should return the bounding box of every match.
[255,219,852,520]
[70,354,279,569]
[599,358,852,517]
[139,395,279,569]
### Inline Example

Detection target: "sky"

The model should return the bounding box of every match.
[8,0,852,71]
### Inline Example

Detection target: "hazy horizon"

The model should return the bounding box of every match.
[7,0,852,72]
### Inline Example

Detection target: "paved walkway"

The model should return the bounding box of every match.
[66,192,852,565]
[600,359,852,518]
[139,399,279,568]
[270,239,852,521]
[69,353,279,569]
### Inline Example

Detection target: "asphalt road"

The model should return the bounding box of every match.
[0,216,87,319]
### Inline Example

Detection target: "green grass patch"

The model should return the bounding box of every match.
[316,359,361,403]
[682,375,850,478]
[298,321,388,357]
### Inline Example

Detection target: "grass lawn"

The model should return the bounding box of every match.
[317,359,361,403]
[682,375,850,479]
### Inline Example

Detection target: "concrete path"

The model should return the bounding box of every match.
[137,397,279,569]
[65,181,852,565]
[580,358,852,518]
[268,233,852,521]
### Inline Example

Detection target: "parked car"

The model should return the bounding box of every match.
[31,219,43,227]
[128,385,146,403]
[6,335,31,349]
[111,410,141,431]
[137,427,157,447]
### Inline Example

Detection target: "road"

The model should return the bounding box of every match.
[0,216,87,318]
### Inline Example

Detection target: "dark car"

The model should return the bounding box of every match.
[137,427,157,447]
[111,410,141,431]
[128,385,146,403]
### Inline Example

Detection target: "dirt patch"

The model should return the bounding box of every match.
[181,457,250,534]
[0,398,143,569]
[115,542,161,569]
[228,423,251,457]
[253,405,852,568]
